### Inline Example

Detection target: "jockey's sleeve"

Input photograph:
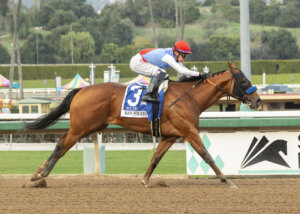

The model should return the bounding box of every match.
[161,54,199,77]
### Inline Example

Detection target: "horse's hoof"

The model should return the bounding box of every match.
[141,179,149,188]
[30,173,42,181]
[228,181,238,189]
[35,166,44,174]
[31,178,47,188]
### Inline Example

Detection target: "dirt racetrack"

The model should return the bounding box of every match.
[1,174,300,214]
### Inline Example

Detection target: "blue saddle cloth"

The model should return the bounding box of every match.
[121,83,165,121]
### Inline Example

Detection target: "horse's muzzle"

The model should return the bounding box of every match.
[244,96,262,109]
[248,98,262,109]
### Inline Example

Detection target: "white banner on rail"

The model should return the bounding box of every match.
[186,132,300,175]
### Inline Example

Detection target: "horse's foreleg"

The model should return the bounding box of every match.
[142,137,178,187]
[185,132,238,188]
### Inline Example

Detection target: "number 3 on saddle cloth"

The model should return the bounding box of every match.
[121,80,168,137]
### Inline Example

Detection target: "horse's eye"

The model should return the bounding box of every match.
[241,78,248,86]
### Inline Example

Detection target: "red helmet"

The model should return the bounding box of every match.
[173,41,192,54]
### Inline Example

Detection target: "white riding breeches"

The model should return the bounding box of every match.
[130,54,167,77]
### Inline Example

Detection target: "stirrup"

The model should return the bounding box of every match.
[142,94,159,103]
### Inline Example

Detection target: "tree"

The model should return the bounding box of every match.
[184,0,200,23]
[50,0,95,19]
[203,0,215,6]
[188,40,214,61]
[179,0,184,40]
[250,39,271,60]
[47,10,77,30]
[99,43,118,63]
[263,5,280,26]
[119,0,199,28]
[230,0,239,6]
[96,7,133,49]
[21,33,57,64]
[261,29,299,59]
[37,0,96,28]
[120,0,149,26]
[157,34,176,48]
[209,35,240,60]
[249,0,266,24]
[275,5,300,27]
[148,0,157,47]
[37,3,54,26]
[99,43,138,63]
[9,0,23,99]
[116,44,138,63]
[203,11,227,32]
[75,17,103,54]
[0,0,8,17]
[48,25,70,57]
[0,0,9,31]
[134,37,153,50]
[0,44,10,63]
[174,0,179,40]
[211,0,239,23]
[59,31,95,63]
[9,11,31,39]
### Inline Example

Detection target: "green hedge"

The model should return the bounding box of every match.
[0,60,299,80]
[0,64,131,80]
[184,60,300,75]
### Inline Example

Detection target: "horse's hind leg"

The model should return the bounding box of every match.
[185,131,238,188]
[142,136,178,187]
[31,123,109,182]
[31,132,80,181]
[31,133,67,181]
[31,132,90,182]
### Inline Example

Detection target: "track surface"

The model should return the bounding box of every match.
[1,175,300,214]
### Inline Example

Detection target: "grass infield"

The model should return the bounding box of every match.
[0,150,186,175]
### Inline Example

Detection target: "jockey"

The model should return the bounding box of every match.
[130,40,200,103]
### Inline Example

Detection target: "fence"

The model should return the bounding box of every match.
[1,111,300,145]
[1,111,300,174]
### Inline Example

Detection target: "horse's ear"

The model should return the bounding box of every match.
[228,61,236,70]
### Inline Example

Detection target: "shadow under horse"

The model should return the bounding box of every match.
[24,62,261,188]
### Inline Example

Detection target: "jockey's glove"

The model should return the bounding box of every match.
[201,72,209,80]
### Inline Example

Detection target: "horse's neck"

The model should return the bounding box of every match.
[194,71,232,112]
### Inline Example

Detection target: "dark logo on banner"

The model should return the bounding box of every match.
[241,136,290,169]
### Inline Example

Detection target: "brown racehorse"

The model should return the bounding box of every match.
[25,62,261,188]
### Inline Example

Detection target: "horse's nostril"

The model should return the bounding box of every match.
[256,99,262,107]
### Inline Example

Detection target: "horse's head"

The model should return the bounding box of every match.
[228,62,262,109]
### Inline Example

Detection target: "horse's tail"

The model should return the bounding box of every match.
[23,88,81,130]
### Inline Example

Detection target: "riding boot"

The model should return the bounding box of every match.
[142,72,167,103]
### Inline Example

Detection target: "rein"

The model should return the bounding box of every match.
[168,79,202,108]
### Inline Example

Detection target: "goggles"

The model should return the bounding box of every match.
[179,52,187,59]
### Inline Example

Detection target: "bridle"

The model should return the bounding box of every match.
[206,69,257,103]
[168,69,257,108]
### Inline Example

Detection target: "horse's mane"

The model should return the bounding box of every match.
[172,70,227,83]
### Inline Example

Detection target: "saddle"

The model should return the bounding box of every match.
[121,80,168,137]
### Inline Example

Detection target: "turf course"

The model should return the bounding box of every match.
[0,150,186,174]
